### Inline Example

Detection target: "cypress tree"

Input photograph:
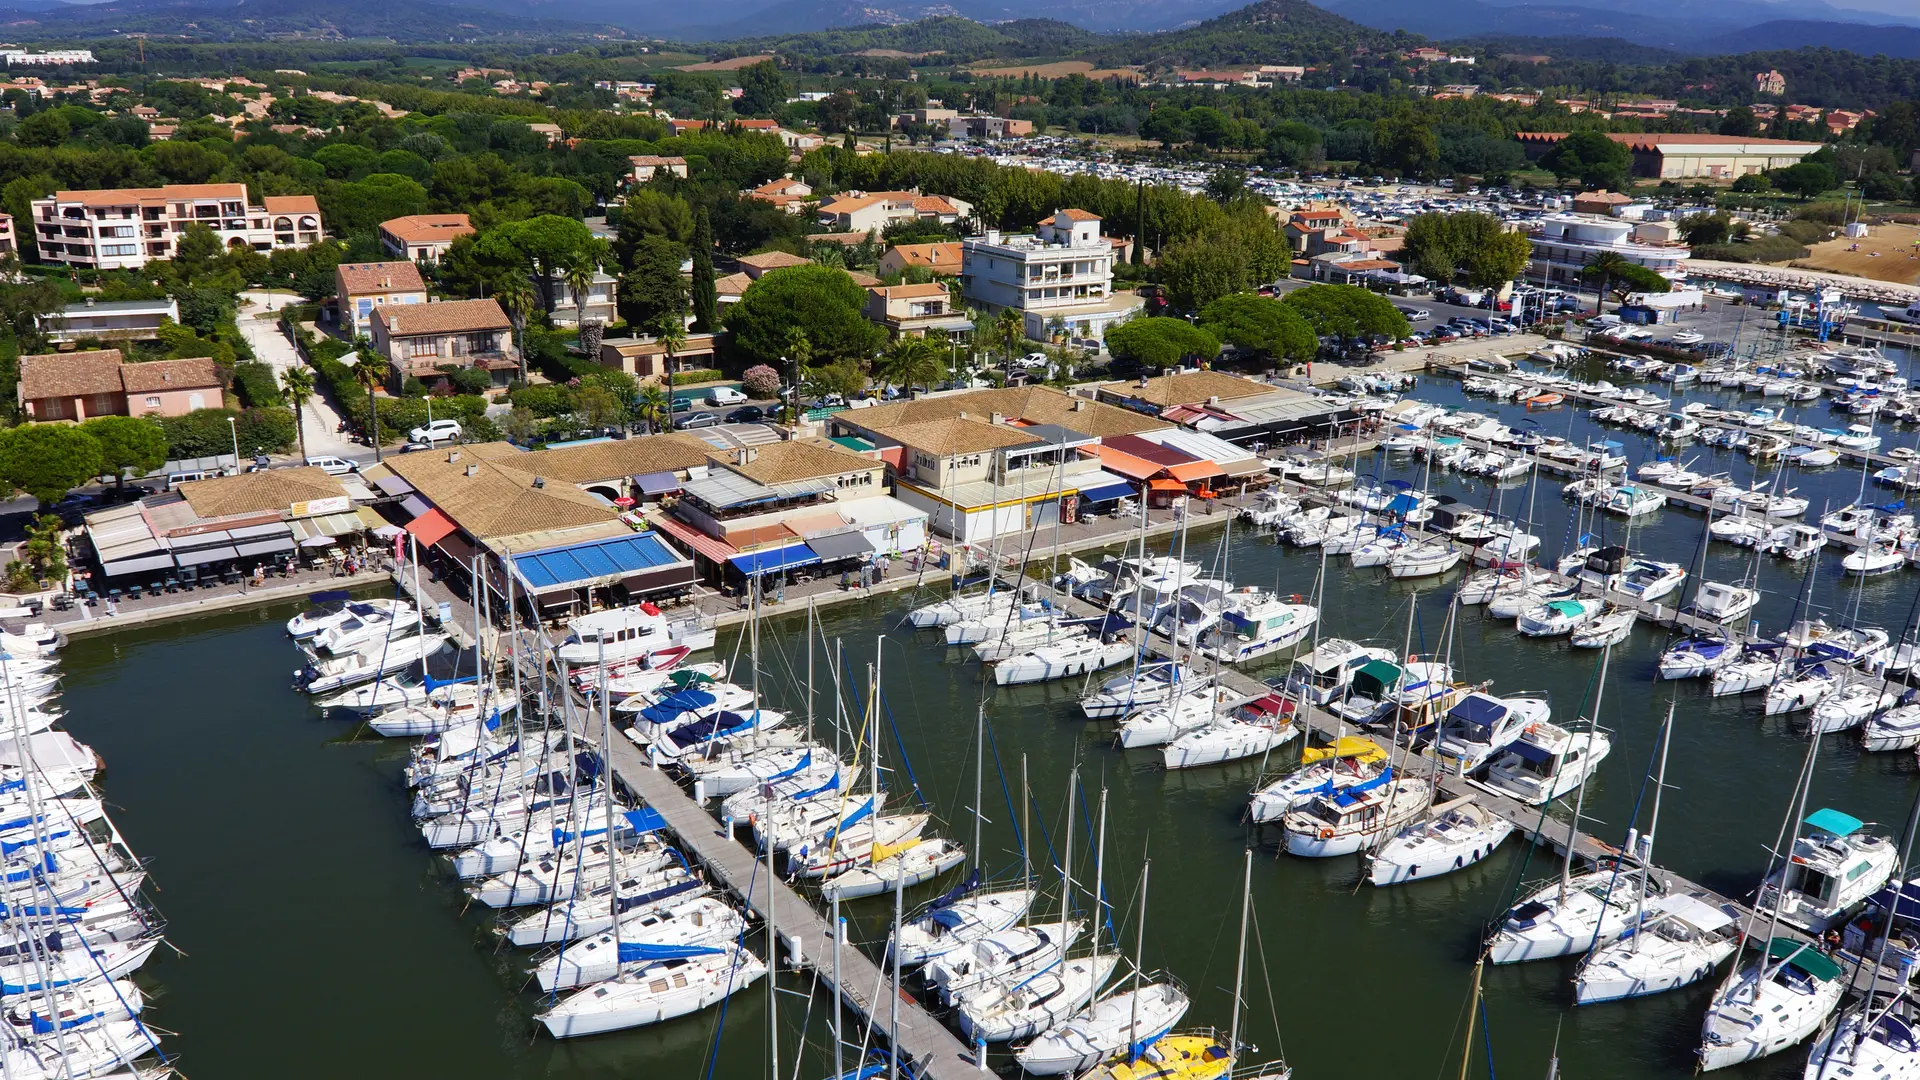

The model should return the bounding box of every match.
[690,208,719,333]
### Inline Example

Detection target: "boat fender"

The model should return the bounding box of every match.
[1319,827,1335,840]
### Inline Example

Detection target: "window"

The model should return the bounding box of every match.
[407,338,440,358]
[101,244,136,257]
[145,396,160,408]
[100,225,133,238]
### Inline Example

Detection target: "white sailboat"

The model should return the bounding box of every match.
[535,944,766,1038]
[1367,796,1514,886]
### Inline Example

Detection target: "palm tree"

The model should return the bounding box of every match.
[636,384,670,433]
[653,316,687,428]
[874,336,942,395]
[351,335,385,462]
[564,260,596,330]
[496,277,538,383]
[282,365,315,462]
[994,308,1026,369]
[1580,252,1633,316]
[783,328,813,421]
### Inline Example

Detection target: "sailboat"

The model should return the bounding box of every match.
[1367,795,1514,886]
[535,943,767,1038]
[1246,737,1387,823]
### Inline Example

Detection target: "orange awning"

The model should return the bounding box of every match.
[1147,478,1187,493]
[404,508,457,547]
[1164,460,1225,483]
[1096,445,1163,481]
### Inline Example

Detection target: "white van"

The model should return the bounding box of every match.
[304,456,358,476]
[706,386,748,406]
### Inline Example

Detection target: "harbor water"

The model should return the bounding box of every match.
[52,355,1920,1080]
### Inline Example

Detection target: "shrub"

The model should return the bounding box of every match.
[508,383,574,418]
[740,364,782,398]
[230,360,282,407]
[669,368,723,386]
[155,407,296,458]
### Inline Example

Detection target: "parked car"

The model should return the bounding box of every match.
[1397,307,1431,321]
[408,419,463,444]
[706,386,748,406]
[1016,352,1051,371]
[725,405,766,424]
[303,455,359,476]
[679,412,721,429]
[670,396,695,413]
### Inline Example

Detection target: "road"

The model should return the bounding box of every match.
[236,291,356,459]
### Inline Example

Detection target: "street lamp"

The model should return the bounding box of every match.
[226,416,238,472]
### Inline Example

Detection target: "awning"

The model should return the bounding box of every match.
[405,508,458,547]
[373,472,415,497]
[1164,459,1226,483]
[1095,445,1163,481]
[437,530,478,566]
[648,514,738,565]
[399,494,432,518]
[729,544,819,576]
[634,472,679,496]
[228,522,293,541]
[175,545,238,567]
[235,536,297,557]
[1147,478,1186,493]
[1077,480,1135,503]
[100,553,175,577]
[512,532,690,592]
[294,511,369,540]
[806,531,874,561]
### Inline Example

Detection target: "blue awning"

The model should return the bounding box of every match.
[512,532,688,592]
[633,472,679,496]
[1078,481,1135,503]
[729,543,819,576]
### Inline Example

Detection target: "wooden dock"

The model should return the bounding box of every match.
[527,644,983,1080]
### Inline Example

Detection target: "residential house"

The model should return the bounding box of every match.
[713,272,754,307]
[628,155,689,183]
[18,349,221,421]
[598,333,721,379]
[1281,205,1355,254]
[40,296,181,343]
[1572,190,1633,217]
[815,190,970,233]
[335,261,427,339]
[863,283,972,341]
[31,183,324,270]
[527,122,563,145]
[745,177,813,213]
[777,129,824,152]
[947,116,1033,139]
[959,209,1143,344]
[877,241,962,278]
[1756,70,1786,96]
[371,299,518,390]
[537,266,618,327]
[379,213,473,262]
[895,108,959,127]
[735,250,814,279]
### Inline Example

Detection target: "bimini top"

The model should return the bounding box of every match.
[1545,600,1586,618]
[1766,936,1841,982]
[1805,807,1865,838]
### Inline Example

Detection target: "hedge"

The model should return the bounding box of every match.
[669,369,724,386]
[230,361,283,408]
[157,407,296,458]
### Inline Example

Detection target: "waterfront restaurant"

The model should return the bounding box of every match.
[83,467,380,587]
[644,439,929,588]
[369,442,698,622]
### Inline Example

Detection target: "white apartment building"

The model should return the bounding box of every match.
[31,184,324,270]
[1526,214,1691,288]
[960,209,1143,344]
[2,50,93,65]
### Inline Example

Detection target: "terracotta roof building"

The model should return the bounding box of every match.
[877,241,963,277]
[371,299,518,389]
[31,183,325,270]
[18,349,222,422]
[335,260,428,338]
[1516,131,1822,179]
[379,213,473,263]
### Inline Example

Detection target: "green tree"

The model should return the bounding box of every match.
[1196,294,1317,362]
[690,209,719,333]
[802,360,868,401]
[740,364,783,399]
[564,260,597,329]
[1371,114,1439,176]
[352,335,386,460]
[1579,251,1667,313]
[1464,230,1534,290]
[723,265,883,366]
[1104,318,1219,371]
[322,173,430,236]
[634,385,670,435]
[1772,162,1839,200]
[281,365,315,462]
[477,216,611,313]
[1731,173,1774,194]
[495,277,538,383]
[872,336,944,393]
[7,514,66,589]
[621,235,689,331]
[1539,131,1632,191]
[173,224,224,279]
[1680,212,1734,246]
[79,416,168,490]
[735,61,792,117]
[1278,283,1410,340]
[1720,106,1761,138]
[0,425,103,508]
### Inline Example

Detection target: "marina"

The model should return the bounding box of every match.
[43,339,1920,1080]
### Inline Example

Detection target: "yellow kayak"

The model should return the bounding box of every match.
[1078,1035,1232,1080]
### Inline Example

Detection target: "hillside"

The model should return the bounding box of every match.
[698,17,1103,61]
[1086,0,1412,68]
[1689,19,1920,59]
[1328,0,1741,51]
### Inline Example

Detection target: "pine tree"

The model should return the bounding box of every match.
[690,208,719,333]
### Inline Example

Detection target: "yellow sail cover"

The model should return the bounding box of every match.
[1298,737,1385,766]
[1081,1035,1234,1080]
[870,836,919,863]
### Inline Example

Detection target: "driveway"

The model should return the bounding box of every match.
[236,292,354,458]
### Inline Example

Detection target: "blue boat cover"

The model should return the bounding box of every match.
[514,531,685,591]
[1333,767,1392,806]
[768,751,813,781]
[1447,694,1508,729]
[616,942,724,963]
[1078,481,1136,503]
[624,807,667,834]
[1805,807,1864,837]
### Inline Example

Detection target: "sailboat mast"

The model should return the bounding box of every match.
[1061,768,1077,929]
[1630,701,1676,954]
[1559,642,1612,903]
[1021,753,1031,904]
[1091,786,1108,974]
[1228,848,1251,1076]
[973,704,985,871]
[806,597,815,744]
[832,888,844,1080]
[890,838,905,1080]
[1127,853,1150,1059]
